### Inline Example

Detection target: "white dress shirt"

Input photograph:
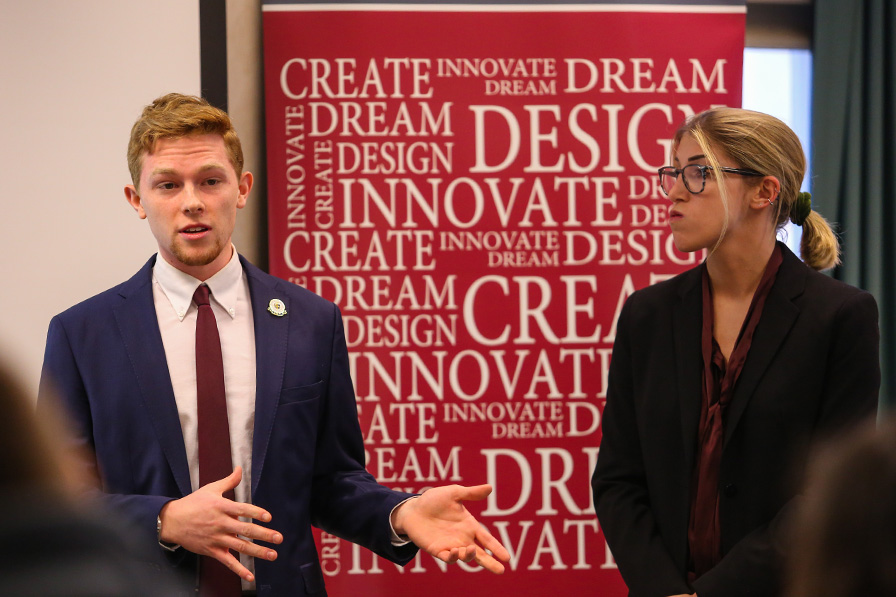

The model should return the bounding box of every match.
[151,247,257,586]
[151,247,409,587]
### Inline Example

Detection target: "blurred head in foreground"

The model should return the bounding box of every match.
[1,362,187,596]
[788,418,896,597]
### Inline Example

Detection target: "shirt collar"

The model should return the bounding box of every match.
[152,247,244,321]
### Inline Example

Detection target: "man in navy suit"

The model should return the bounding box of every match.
[38,93,508,596]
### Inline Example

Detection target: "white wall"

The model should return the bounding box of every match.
[0,0,201,397]
[743,47,814,256]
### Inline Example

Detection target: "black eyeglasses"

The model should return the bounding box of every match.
[657,164,764,196]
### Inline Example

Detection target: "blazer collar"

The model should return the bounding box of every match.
[673,263,705,468]
[723,243,806,446]
[112,255,294,497]
[672,242,808,454]
[240,256,291,496]
[113,255,193,497]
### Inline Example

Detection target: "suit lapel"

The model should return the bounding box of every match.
[723,245,806,448]
[113,257,192,497]
[242,258,290,496]
[673,265,705,468]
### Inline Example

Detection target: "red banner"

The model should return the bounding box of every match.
[263,4,744,594]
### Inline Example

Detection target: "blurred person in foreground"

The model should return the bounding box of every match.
[592,107,880,597]
[787,418,896,597]
[0,361,187,596]
[38,93,509,596]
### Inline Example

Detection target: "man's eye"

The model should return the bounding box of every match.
[206,178,221,186]
[158,182,177,190]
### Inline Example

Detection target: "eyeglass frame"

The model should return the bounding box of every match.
[657,164,765,196]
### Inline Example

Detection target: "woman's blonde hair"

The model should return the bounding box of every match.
[673,107,840,270]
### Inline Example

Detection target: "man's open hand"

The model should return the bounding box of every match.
[391,484,511,574]
[159,467,283,581]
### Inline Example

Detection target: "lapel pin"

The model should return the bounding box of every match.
[267,298,287,317]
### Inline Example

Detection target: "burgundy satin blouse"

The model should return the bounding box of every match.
[688,245,784,581]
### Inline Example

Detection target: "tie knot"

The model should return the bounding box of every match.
[193,284,212,307]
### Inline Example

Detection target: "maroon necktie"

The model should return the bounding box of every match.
[193,284,241,597]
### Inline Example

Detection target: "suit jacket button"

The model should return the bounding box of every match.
[724,483,737,497]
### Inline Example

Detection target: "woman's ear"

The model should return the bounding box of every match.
[750,175,781,210]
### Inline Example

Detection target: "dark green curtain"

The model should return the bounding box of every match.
[812,0,896,409]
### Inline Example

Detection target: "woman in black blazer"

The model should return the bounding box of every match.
[592,108,880,597]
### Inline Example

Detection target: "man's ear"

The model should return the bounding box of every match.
[236,171,253,210]
[124,185,147,219]
[750,175,781,210]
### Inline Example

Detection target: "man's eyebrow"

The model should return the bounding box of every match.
[197,162,228,172]
[149,167,178,177]
[148,163,227,177]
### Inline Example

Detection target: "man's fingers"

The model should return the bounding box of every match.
[476,527,511,561]
[225,535,278,562]
[436,545,505,574]
[438,546,476,564]
[473,547,506,574]
[207,512,283,546]
[454,483,493,502]
[436,547,460,564]
[215,548,254,582]
[207,466,243,494]
[228,501,276,526]
[233,520,283,545]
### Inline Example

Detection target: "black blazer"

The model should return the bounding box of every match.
[592,243,880,597]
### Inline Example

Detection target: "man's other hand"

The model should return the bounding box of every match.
[159,467,283,581]
[391,484,511,574]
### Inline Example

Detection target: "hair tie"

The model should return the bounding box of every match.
[791,191,812,226]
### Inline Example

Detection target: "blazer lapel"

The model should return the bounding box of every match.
[673,265,705,468]
[242,258,290,496]
[723,245,806,448]
[113,257,192,497]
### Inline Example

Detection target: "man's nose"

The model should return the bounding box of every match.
[182,185,204,212]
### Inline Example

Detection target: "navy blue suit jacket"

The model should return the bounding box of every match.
[39,255,416,596]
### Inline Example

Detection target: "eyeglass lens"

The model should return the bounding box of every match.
[659,165,706,195]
